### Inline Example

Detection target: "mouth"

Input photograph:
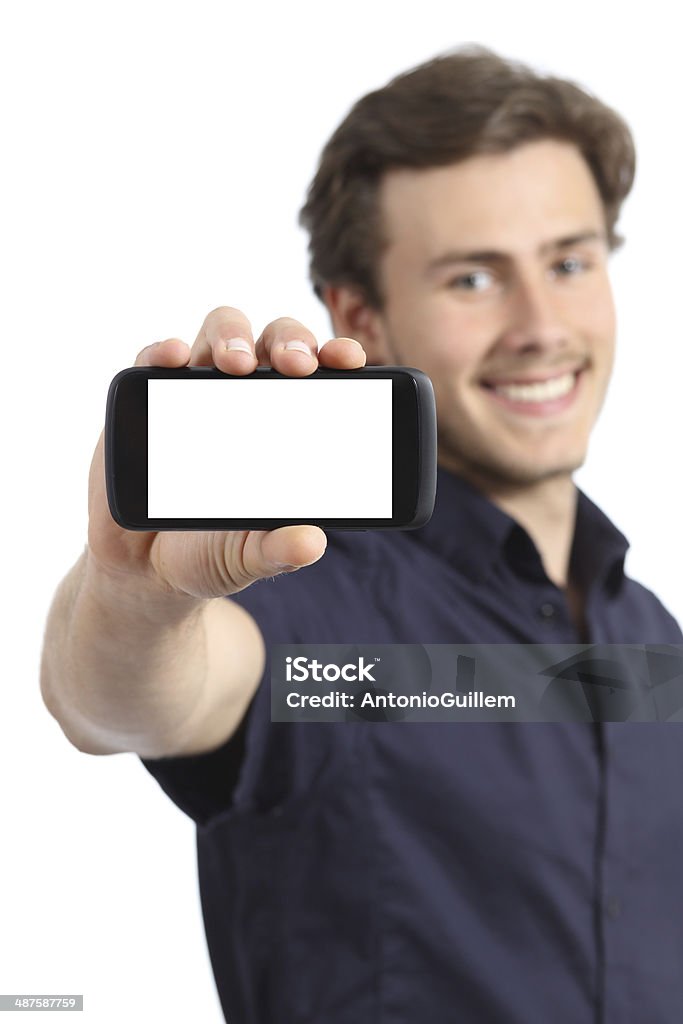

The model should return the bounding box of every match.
[480,365,586,417]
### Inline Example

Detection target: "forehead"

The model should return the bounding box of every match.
[378,140,606,259]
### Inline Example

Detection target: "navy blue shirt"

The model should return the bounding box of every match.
[143,469,683,1024]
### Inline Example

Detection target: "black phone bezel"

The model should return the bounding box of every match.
[105,365,436,530]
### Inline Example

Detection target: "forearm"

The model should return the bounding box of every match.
[40,549,264,758]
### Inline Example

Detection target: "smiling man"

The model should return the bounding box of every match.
[42,46,683,1024]
[324,138,618,604]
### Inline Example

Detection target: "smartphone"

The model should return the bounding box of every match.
[104,365,437,531]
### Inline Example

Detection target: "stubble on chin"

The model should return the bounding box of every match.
[437,431,587,491]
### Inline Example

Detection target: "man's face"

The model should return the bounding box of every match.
[370,139,616,488]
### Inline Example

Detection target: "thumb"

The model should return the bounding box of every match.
[242,525,328,579]
[150,526,328,599]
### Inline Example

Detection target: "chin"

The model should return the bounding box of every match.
[448,448,587,489]
[494,453,587,486]
[439,424,591,487]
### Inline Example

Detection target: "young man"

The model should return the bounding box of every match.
[41,47,683,1022]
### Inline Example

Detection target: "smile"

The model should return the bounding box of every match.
[480,367,585,416]
[491,371,577,402]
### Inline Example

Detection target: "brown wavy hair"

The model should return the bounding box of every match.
[299,45,636,310]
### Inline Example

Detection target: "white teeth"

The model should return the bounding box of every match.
[491,371,577,403]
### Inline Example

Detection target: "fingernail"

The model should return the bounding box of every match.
[224,338,253,354]
[284,340,312,357]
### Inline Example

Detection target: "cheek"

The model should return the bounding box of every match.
[568,276,616,349]
[400,302,486,377]
[585,305,616,379]
[590,286,616,335]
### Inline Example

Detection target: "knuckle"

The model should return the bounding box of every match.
[205,306,249,332]
[264,318,318,350]
[214,534,256,591]
[266,316,309,334]
[206,305,244,320]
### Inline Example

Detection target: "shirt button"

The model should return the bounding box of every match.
[539,602,556,619]
[605,896,621,920]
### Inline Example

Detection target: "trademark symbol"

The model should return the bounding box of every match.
[374,657,381,662]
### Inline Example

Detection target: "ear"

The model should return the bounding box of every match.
[322,284,393,365]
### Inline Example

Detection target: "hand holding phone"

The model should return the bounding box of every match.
[88,307,432,603]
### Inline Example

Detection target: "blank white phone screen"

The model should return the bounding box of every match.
[147,378,393,518]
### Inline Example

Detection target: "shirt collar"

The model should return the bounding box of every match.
[570,487,630,595]
[410,465,630,594]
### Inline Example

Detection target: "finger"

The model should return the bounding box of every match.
[134,338,190,367]
[204,527,329,593]
[254,317,319,375]
[188,306,257,373]
[246,525,328,575]
[150,525,327,598]
[317,337,367,369]
[230,526,328,591]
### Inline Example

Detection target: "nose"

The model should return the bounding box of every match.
[498,271,570,355]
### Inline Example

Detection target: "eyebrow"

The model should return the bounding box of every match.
[425,230,607,275]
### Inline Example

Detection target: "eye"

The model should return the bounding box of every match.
[551,254,592,277]
[447,269,495,291]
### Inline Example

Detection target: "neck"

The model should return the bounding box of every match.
[445,463,579,588]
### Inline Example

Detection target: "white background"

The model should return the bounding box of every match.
[1,2,681,1021]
